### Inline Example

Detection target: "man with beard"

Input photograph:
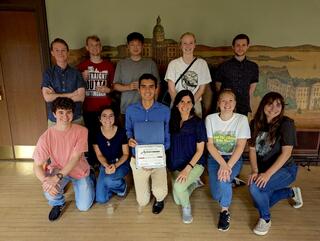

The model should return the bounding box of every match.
[215,34,259,116]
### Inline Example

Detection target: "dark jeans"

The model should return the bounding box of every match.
[249,163,298,220]
[96,163,130,203]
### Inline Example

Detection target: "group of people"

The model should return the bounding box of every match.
[32,31,303,236]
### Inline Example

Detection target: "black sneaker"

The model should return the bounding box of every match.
[152,200,164,214]
[48,204,65,221]
[218,210,230,231]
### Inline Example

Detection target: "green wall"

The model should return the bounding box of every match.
[45,0,320,49]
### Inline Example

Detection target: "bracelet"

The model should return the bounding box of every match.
[188,163,194,169]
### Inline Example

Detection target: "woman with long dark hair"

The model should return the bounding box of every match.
[248,92,303,236]
[168,89,207,224]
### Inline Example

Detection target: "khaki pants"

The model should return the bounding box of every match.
[130,157,168,207]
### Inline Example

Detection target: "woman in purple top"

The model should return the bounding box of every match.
[168,90,207,224]
[93,105,130,204]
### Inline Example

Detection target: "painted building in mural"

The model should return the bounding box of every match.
[267,77,320,110]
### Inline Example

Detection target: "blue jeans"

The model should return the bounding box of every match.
[96,163,130,203]
[249,163,298,220]
[44,174,95,211]
[208,155,243,208]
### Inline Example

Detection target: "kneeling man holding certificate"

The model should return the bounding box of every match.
[126,73,170,214]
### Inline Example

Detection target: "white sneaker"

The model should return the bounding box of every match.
[253,218,271,236]
[182,205,193,224]
[291,187,303,208]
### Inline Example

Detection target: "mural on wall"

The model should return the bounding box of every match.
[68,16,320,128]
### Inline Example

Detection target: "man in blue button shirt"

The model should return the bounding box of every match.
[42,38,86,126]
[126,73,170,214]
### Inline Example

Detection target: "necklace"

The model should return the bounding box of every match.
[101,126,117,147]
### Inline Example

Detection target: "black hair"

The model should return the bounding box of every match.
[138,73,158,89]
[169,90,195,134]
[98,104,120,126]
[127,32,144,44]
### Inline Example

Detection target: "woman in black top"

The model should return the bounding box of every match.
[248,92,303,236]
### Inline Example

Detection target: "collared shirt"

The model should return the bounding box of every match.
[42,65,86,122]
[125,101,170,155]
[215,57,259,114]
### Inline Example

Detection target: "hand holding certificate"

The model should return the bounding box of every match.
[135,144,166,169]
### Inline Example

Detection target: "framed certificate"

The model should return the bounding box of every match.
[135,144,166,169]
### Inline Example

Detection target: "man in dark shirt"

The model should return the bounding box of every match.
[215,34,259,187]
[215,34,259,116]
[42,38,86,126]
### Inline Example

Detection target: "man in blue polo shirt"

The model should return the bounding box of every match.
[42,38,86,126]
[126,73,170,214]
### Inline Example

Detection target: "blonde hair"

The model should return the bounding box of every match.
[179,32,196,45]
[217,89,237,112]
[218,89,236,102]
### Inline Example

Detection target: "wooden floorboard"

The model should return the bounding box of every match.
[0,161,319,241]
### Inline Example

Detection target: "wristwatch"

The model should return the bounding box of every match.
[56,172,64,180]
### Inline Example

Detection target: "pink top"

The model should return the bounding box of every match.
[33,124,90,179]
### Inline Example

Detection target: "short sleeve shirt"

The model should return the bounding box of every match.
[93,127,127,164]
[41,65,86,121]
[251,116,296,173]
[77,59,115,112]
[215,57,259,114]
[33,124,90,179]
[114,58,160,114]
[205,113,251,155]
[168,116,207,171]
[165,57,212,97]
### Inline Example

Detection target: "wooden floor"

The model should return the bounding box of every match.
[0,161,319,241]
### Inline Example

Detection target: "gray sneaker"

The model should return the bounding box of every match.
[253,218,271,236]
[291,187,303,208]
[182,205,193,224]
